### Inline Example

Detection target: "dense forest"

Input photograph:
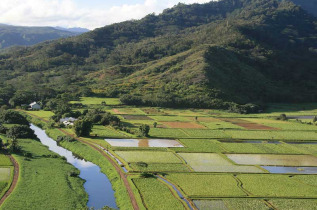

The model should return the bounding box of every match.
[0,0,316,112]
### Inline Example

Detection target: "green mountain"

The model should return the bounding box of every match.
[0,24,83,49]
[0,0,316,111]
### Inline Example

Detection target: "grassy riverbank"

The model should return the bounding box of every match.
[46,128,135,210]
[0,138,87,210]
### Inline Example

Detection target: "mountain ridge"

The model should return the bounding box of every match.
[0,24,86,49]
[0,0,316,112]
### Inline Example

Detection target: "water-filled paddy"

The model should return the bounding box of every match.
[227,154,317,166]
[179,153,263,173]
[105,138,184,147]
[262,166,317,174]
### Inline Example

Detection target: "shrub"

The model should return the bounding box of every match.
[139,124,150,137]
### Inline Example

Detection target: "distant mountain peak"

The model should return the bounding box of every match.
[54,26,90,34]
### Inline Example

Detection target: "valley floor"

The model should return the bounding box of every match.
[16,98,317,209]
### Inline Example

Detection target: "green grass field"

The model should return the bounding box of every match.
[25,110,54,120]
[0,138,88,210]
[166,174,246,197]
[0,154,13,166]
[70,97,122,105]
[133,178,185,210]
[237,174,317,197]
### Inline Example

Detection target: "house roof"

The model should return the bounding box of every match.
[30,102,39,106]
[60,117,77,123]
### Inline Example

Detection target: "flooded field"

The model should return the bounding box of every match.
[179,153,263,173]
[262,166,317,174]
[0,168,11,181]
[227,154,317,166]
[105,138,184,147]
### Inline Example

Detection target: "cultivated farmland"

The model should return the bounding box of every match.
[20,100,317,210]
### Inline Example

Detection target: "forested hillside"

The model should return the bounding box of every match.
[0,24,83,49]
[0,0,316,112]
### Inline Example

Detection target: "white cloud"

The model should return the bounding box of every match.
[0,0,213,30]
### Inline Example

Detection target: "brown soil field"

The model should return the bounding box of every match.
[142,108,166,115]
[162,121,206,129]
[220,118,278,130]
[123,115,154,120]
[112,109,127,114]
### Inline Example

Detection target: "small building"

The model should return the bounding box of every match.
[60,117,77,126]
[29,102,41,110]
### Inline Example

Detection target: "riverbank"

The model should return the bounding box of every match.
[24,111,139,209]
[0,138,88,209]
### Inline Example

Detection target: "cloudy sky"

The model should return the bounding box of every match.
[0,0,212,30]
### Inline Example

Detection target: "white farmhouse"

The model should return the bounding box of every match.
[29,102,41,110]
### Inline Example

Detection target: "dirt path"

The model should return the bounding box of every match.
[0,155,19,206]
[19,111,140,210]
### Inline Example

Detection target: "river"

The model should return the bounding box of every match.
[30,124,118,209]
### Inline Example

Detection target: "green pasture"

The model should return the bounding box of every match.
[0,154,13,166]
[70,97,121,105]
[1,138,87,210]
[25,110,54,120]
[92,125,128,138]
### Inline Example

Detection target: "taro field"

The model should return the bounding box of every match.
[0,140,13,199]
[30,98,317,209]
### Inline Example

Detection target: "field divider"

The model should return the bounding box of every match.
[0,154,19,206]
[156,175,197,210]
[232,175,253,197]
[171,151,195,172]
[179,129,191,137]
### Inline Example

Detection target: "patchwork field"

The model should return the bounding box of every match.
[162,121,206,129]
[24,101,317,209]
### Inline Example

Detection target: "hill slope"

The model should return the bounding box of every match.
[0,24,83,49]
[0,0,316,111]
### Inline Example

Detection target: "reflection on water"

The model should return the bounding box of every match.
[226,154,317,166]
[30,124,117,209]
[262,166,317,174]
[105,138,184,147]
